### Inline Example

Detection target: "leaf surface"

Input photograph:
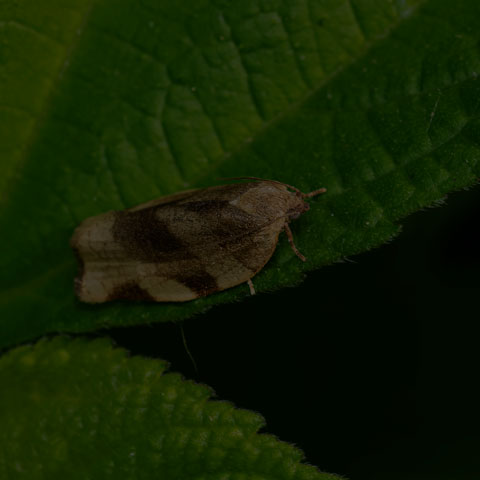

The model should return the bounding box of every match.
[1,0,480,347]
[0,337,340,479]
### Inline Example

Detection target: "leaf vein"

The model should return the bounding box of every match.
[0,1,97,206]
[276,10,312,88]
[217,11,267,122]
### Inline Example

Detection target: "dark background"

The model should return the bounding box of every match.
[108,184,480,480]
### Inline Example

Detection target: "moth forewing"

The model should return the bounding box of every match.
[71,179,325,303]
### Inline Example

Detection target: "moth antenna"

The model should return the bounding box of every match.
[302,187,327,198]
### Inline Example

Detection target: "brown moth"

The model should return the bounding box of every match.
[71,178,326,303]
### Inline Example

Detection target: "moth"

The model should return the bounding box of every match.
[71,177,326,303]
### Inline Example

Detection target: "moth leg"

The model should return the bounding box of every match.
[247,278,256,296]
[284,223,306,262]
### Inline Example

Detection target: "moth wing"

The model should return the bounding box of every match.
[128,188,200,212]
[129,181,276,212]
[72,182,292,303]
[109,217,286,302]
[202,217,286,293]
[74,214,287,303]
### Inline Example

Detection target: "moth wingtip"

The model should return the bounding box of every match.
[74,276,91,303]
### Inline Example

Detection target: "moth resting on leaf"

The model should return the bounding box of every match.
[71,178,326,303]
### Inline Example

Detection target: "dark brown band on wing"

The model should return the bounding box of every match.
[176,271,218,297]
[108,281,155,302]
[112,209,193,262]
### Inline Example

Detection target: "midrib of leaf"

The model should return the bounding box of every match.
[194,1,426,186]
[1,1,96,206]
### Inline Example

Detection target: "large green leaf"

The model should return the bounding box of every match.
[2,0,480,348]
[0,336,340,479]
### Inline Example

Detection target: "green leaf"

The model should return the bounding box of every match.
[2,0,480,348]
[0,337,340,479]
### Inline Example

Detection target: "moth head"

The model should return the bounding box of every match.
[220,176,326,220]
[287,192,311,220]
[286,186,327,220]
